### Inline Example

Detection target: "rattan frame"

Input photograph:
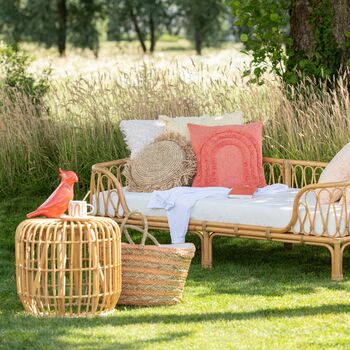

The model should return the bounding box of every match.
[90,157,350,281]
[16,217,121,317]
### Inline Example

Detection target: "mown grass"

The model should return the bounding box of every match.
[2,197,350,350]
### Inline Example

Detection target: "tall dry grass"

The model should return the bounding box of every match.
[1,62,350,197]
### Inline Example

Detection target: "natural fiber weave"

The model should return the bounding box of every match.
[91,156,350,281]
[118,212,195,306]
[123,133,196,192]
[15,217,121,317]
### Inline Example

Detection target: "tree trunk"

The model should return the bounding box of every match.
[149,13,156,53]
[290,0,350,70]
[57,0,67,57]
[128,5,147,53]
[329,0,350,67]
[194,29,202,55]
[290,0,314,57]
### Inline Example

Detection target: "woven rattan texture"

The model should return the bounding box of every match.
[118,211,196,305]
[119,244,195,305]
[15,217,121,317]
[123,133,196,192]
[90,157,350,281]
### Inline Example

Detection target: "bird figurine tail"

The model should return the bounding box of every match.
[27,209,44,219]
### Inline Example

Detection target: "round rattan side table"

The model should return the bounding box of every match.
[15,216,121,317]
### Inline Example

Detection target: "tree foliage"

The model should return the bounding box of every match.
[0,0,107,56]
[108,0,180,53]
[229,0,350,85]
[180,0,228,55]
[0,0,25,48]
[69,0,107,57]
[0,0,231,56]
[0,43,50,106]
[229,0,290,84]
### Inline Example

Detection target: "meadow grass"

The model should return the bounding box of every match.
[1,197,350,350]
[1,60,350,197]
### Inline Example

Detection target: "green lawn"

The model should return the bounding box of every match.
[1,197,350,350]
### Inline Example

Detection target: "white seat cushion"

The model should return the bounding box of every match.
[92,188,349,237]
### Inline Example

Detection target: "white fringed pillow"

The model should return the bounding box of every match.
[120,120,165,158]
[318,142,350,203]
[159,111,244,141]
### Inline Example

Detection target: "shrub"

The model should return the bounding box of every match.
[0,43,50,107]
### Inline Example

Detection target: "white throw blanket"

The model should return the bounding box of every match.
[147,184,289,244]
[253,184,289,197]
[148,187,230,243]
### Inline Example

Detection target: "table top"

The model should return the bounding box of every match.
[20,215,117,224]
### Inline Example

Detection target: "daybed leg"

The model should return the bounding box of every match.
[200,231,212,269]
[284,243,293,250]
[331,242,343,281]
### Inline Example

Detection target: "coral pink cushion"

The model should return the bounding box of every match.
[318,142,350,203]
[188,122,266,188]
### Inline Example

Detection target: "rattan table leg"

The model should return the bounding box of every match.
[71,224,80,296]
[57,229,67,316]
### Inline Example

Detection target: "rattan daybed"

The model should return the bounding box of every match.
[90,157,350,281]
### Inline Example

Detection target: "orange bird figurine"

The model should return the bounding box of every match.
[27,169,79,219]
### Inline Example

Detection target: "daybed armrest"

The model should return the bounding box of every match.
[90,159,130,218]
[263,157,328,187]
[288,180,350,237]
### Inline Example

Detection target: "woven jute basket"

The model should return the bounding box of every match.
[118,211,196,306]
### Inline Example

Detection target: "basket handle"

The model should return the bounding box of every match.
[120,211,160,246]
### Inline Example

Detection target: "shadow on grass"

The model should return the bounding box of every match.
[1,302,350,349]
[1,303,350,328]
[0,319,190,350]
[95,303,350,325]
[57,331,190,350]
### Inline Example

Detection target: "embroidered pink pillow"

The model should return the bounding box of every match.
[188,122,266,188]
[318,142,350,203]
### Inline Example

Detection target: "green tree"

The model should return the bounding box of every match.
[229,0,350,84]
[180,0,228,55]
[69,0,107,58]
[0,0,25,48]
[24,1,58,50]
[0,0,108,57]
[108,0,177,53]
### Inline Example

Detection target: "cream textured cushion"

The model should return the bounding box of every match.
[120,119,165,158]
[159,112,243,141]
[123,133,196,192]
[318,142,350,203]
[92,188,349,237]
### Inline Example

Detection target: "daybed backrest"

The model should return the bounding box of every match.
[263,157,328,188]
[90,158,329,214]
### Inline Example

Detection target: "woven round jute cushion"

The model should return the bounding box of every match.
[123,133,196,192]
